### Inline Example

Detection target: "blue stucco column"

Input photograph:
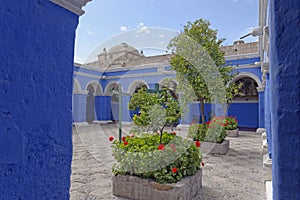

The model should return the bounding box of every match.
[264,73,272,159]
[95,96,112,120]
[0,0,85,199]
[73,92,88,123]
[270,0,300,199]
[257,87,265,128]
[121,96,133,122]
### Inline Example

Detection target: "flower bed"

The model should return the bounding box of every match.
[112,168,202,200]
[110,132,203,199]
[224,116,239,137]
[201,140,230,155]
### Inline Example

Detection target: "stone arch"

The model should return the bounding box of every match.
[127,80,149,94]
[158,78,178,99]
[85,81,103,96]
[104,81,122,95]
[232,72,261,102]
[232,72,263,88]
[73,78,81,92]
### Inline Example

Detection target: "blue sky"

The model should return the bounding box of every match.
[75,0,258,63]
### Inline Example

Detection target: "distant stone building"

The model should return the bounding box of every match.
[73,40,262,128]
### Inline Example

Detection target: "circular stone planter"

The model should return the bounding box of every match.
[200,140,229,155]
[112,169,202,200]
[226,129,239,137]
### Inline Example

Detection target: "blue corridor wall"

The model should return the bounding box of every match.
[0,1,77,199]
[270,0,300,198]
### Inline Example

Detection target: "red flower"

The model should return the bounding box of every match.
[201,161,205,167]
[109,136,114,142]
[124,141,128,146]
[171,131,176,135]
[172,167,177,173]
[122,136,126,141]
[158,144,165,150]
[195,140,201,148]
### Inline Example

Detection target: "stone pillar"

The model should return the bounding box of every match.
[0,0,91,198]
[269,0,300,199]
[73,91,88,123]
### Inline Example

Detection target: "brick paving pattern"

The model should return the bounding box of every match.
[70,123,264,200]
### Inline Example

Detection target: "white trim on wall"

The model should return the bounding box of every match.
[49,0,92,16]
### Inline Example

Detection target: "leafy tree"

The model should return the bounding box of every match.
[129,88,181,143]
[168,18,238,123]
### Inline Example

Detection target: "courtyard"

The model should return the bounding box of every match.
[70,123,264,200]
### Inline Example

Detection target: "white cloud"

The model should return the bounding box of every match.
[138,22,144,28]
[135,23,150,37]
[120,26,128,31]
[87,30,95,35]
[158,34,165,38]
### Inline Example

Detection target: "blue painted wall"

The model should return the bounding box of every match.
[228,103,258,128]
[264,74,272,158]
[96,96,112,120]
[73,94,87,122]
[0,0,77,198]
[270,0,300,199]
[258,91,265,128]
[181,103,212,124]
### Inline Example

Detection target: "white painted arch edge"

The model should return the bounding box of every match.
[232,72,263,88]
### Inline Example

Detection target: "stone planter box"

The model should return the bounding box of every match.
[200,140,229,155]
[226,129,239,137]
[112,169,202,200]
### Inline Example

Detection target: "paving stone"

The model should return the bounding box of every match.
[71,124,264,200]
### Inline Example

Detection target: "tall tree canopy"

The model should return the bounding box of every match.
[168,18,237,123]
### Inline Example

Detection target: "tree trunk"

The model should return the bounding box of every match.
[199,98,205,124]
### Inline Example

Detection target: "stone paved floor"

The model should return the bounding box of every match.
[70,123,265,200]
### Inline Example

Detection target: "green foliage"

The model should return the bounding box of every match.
[167,18,238,123]
[188,116,227,143]
[128,88,181,133]
[188,123,207,141]
[112,133,202,184]
[224,116,238,130]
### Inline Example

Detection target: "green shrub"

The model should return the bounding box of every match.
[111,132,202,184]
[224,116,238,130]
[188,116,227,143]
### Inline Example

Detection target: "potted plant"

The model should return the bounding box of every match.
[110,132,204,200]
[188,116,229,155]
[224,116,239,137]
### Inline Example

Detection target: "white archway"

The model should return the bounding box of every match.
[127,80,149,94]
[85,80,103,96]
[232,72,263,88]
[104,81,123,95]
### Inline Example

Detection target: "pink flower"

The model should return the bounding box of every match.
[171,131,176,135]
[129,134,135,138]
